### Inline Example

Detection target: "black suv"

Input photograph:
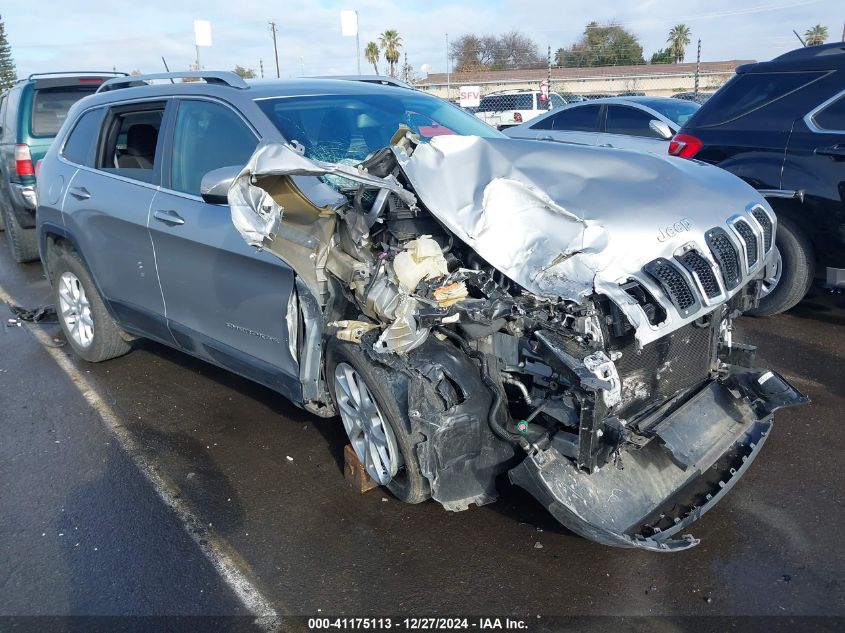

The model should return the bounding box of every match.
[0,72,125,262]
[671,43,845,315]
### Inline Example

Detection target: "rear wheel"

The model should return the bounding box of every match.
[51,248,131,362]
[747,215,814,317]
[2,204,39,263]
[326,340,429,504]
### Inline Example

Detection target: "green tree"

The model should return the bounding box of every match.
[0,14,17,90]
[650,48,674,64]
[556,22,645,67]
[378,30,402,77]
[804,24,828,46]
[233,65,256,79]
[667,24,692,63]
[364,41,380,74]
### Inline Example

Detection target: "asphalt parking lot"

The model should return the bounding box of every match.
[1,235,843,629]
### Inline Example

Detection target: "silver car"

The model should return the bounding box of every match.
[35,72,805,551]
[503,96,700,152]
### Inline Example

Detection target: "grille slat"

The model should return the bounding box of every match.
[644,259,699,314]
[751,208,773,252]
[706,228,741,290]
[678,251,721,299]
[734,220,759,267]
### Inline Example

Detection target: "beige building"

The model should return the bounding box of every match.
[415,60,753,99]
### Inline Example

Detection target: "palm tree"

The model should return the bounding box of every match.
[667,24,692,63]
[364,41,380,75]
[378,29,402,77]
[804,24,829,46]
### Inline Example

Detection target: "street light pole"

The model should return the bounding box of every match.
[269,21,280,78]
[356,10,361,74]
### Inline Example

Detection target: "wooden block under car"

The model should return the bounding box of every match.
[344,444,379,493]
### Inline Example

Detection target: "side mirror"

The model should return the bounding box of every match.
[200,165,241,205]
[649,119,673,140]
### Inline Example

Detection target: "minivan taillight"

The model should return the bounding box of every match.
[14,144,34,177]
[668,133,703,159]
[513,112,523,123]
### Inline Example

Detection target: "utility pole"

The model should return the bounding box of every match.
[547,45,552,109]
[694,39,701,96]
[445,33,450,101]
[841,19,844,42]
[269,21,280,78]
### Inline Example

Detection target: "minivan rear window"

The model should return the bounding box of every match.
[31,86,97,137]
[690,71,825,127]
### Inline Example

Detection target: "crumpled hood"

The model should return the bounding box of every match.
[396,135,775,345]
[397,135,766,298]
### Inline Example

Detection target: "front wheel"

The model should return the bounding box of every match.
[746,215,814,317]
[326,340,430,504]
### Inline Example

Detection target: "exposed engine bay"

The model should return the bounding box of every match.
[229,130,808,551]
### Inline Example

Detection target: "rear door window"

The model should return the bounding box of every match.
[31,86,98,137]
[605,106,662,138]
[691,71,825,127]
[169,99,257,196]
[812,93,845,132]
[96,103,166,183]
[531,105,601,131]
[61,108,104,166]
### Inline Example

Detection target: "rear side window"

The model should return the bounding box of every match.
[549,94,565,109]
[691,71,825,127]
[531,105,601,131]
[31,86,97,137]
[170,100,257,196]
[605,106,662,138]
[812,94,845,131]
[97,104,165,183]
[62,108,104,165]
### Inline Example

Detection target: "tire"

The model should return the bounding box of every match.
[747,214,815,317]
[51,247,131,362]
[2,203,39,263]
[326,340,430,504]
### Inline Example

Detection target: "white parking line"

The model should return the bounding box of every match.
[0,283,283,631]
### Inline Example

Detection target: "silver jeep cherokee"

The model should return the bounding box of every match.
[36,72,807,551]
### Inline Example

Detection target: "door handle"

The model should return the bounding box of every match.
[154,209,185,226]
[599,143,614,148]
[538,135,553,141]
[68,186,90,200]
[815,145,845,160]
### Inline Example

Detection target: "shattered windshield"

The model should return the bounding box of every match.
[255,92,502,165]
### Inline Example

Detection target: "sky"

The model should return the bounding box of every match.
[3,0,842,79]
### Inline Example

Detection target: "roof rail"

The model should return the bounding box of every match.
[97,71,248,93]
[27,71,129,81]
[312,75,415,90]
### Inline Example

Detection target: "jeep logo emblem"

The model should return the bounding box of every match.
[657,218,693,242]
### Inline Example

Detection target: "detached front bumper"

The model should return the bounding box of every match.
[510,369,808,551]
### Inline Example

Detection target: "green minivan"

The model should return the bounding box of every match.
[0,72,125,261]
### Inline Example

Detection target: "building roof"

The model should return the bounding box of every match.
[417,60,754,86]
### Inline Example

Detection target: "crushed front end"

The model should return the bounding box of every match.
[229,132,808,551]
